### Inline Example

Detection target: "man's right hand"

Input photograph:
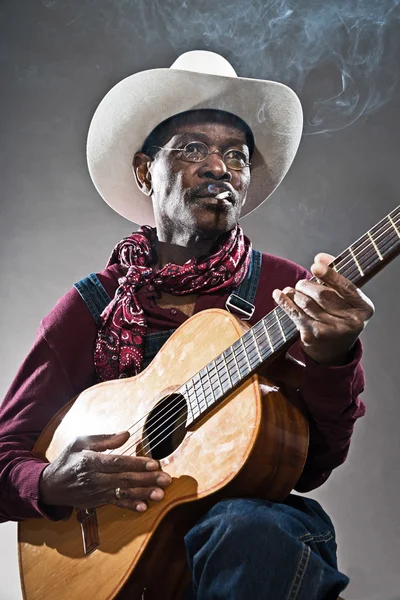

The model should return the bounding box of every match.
[39,432,172,512]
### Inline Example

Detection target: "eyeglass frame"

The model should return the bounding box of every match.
[148,141,252,170]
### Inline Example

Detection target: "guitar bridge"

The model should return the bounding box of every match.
[75,508,100,555]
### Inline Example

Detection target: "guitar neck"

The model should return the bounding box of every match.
[183,206,400,425]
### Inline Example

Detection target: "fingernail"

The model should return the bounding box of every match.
[272,290,280,302]
[157,474,172,485]
[136,503,147,512]
[150,489,164,501]
[146,460,159,470]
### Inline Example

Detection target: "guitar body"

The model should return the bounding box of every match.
[18,309,309,600]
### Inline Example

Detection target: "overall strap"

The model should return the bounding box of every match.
[74,273,111,325]
[74,251,262,369]
[74,272,174,370]
[225,249,262,320]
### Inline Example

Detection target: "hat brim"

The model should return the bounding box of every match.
[87,68,303,225]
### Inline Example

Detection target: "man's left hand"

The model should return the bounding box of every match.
[272,253,375,366]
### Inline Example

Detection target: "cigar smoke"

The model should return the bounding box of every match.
[42,0,400,135]
[122,0,400,135]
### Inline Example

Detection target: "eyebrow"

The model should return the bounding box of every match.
[173,131,248,149]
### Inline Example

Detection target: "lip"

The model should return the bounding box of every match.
[195,195,234,210]
[196,185,235,201]
[199,195,232,202]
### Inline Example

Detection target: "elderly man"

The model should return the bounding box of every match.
[0,52,373,599]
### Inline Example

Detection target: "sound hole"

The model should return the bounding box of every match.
[143,393,188,460]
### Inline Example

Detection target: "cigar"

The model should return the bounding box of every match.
[215,191,231,200]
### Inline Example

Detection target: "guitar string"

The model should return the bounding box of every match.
[111,211,400,461]
[122,216,400,460]
[107,209,400,458]
[112,225,400,460]
[108,210,400,459]
[109,205,399,454]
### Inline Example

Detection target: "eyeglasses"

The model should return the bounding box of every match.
[150,141,251,170]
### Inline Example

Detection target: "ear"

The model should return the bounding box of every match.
[132,152,153,196]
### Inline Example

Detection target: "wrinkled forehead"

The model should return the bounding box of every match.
[168,121,248,146]
[142,109,255,155]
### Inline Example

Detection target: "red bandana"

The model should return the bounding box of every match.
[94,224,251,381]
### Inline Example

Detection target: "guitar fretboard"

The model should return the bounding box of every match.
[182,206,400,425]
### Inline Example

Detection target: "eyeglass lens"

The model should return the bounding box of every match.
[182,142,249,170]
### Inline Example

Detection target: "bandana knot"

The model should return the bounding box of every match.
[94,224,251,381]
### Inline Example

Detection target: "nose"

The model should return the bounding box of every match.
[198,151,232,181]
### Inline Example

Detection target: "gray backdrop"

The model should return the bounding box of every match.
[0,1,399,599]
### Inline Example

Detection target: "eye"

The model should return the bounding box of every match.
[224,149,248,169]
[182,142,208,162]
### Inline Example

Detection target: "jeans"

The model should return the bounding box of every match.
[183,495,349,600]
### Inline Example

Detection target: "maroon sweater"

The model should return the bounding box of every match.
[0,253,365,522]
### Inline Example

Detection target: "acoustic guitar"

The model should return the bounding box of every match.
[18,206,400,599]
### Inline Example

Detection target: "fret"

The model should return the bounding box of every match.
[198,367,212,408]
[198,367,210,399]
[231,341,248,376]
[224,348,241,386]
[182,382,193,414]
[281,314,297,340]
[333,248,352,278]
[204,363,216,406]
[192,373,208,413]
[384,213,400,252]
[371,215,400,257]
[215,354,232,394]
[240,337,252,372]
[189,382,202,419]
[186,382,200,420]
[277,309,287,341]
[349,245,364,277]
[209,359,224,398]
[229,345,242,382]
[389,214,400,239]
[262,318,274,351]
[266,317,281,349]
[241,332,260,370]
[253,321,273,359]
[250,328,262,363]
[367,231,383,261]
[221,353,231,381]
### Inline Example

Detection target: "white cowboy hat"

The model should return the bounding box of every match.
[87,50,303,225]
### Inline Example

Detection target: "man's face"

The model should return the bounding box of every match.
[134,115,252,240]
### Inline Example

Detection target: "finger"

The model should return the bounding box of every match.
[310,262,367,308]
[108,485,166,505]
[114,499,149,512]
[100,470,172,488]
[70,432,130,453]
[97,452,161,474]
[286,286,340,321]
[293,280,350,318]
[272,288,309,329]
[314,252,335,266]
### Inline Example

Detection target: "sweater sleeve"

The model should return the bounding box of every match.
[294,340,365,492]
[0,288,99,522]
[252,252,367,493]
[0,323,75,521]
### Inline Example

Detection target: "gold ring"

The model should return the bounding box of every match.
[115,487,121,500]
